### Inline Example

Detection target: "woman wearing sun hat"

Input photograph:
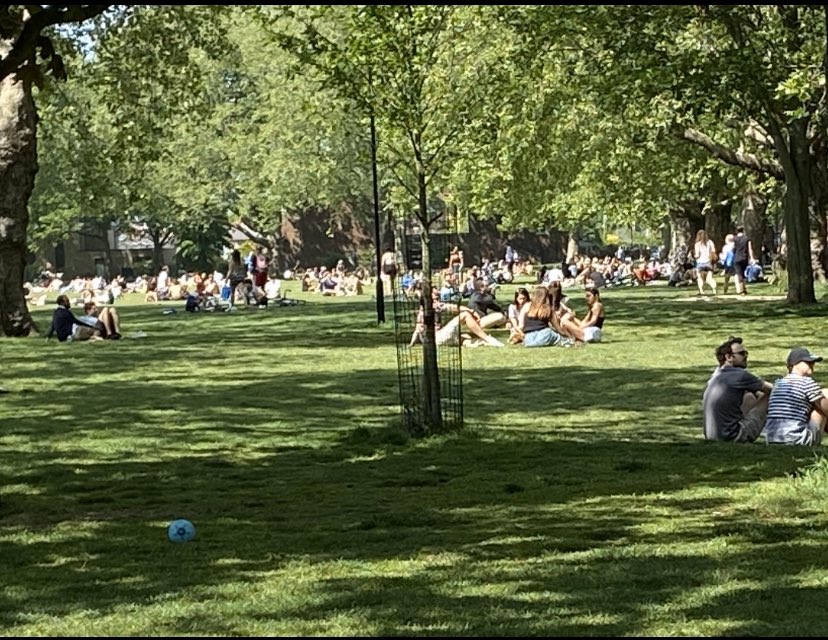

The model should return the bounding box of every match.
[764,347,828,446]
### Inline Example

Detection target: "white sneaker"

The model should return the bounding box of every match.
[485,336,505,347]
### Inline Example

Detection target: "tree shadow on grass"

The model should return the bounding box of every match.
[0,422,822,635]
[3,292,828,634]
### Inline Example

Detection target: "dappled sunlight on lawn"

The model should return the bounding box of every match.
[4,288,828,635]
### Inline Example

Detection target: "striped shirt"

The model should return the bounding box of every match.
[765,373,824,445]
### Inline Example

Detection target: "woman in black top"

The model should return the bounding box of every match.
[561,287,605,343]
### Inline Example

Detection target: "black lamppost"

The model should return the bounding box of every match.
[370,109,385,323]
[369,76,384,323]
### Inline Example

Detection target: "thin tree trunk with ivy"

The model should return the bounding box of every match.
[809,146,828,283]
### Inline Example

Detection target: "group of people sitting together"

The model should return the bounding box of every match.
[443,245,535,281]
[25,272,131,308]
[299,261,370,297]
[703,336,828,446]
[537,255,665,290]
[396,251,534,301]
[46,294,123,342]
[146,249,287,312]
[409,277,605,349]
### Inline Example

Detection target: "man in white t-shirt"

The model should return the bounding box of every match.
[264,276,282,301]
[544,266,565,285]
[156,266,170,298]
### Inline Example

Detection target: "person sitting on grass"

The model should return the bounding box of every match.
[72,301,122,341]
[410,288,504,348]
[467,277,506,330]
[702,336,773,442]
[144,276,159,303]
[241,278,267,307]
[764,347,828,446]
[745,260,765,284]
[506,287,531,344]
[46,295,100,343]
[264,275,282,301]
[560,287,605,344]
[319,269,341,296]
[520,286,570,348]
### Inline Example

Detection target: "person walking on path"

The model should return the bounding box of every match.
[693,229,718,297]
[733,226,755,296]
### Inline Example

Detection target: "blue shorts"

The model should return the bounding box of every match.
[524,327,561,348]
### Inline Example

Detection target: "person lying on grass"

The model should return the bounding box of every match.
[703,335,773,442]
[410,288,504,348]
[72,301,122,341]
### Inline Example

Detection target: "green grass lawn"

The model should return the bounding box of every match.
[3,281,828,636]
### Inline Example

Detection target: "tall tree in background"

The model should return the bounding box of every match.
[272,5,506,433]
[0,5,108,337]
[554,5,827,303]
[31,7,374,275]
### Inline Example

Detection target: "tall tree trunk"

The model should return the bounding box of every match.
[782,119,816,303]
[0,67,37,336]
[704,199,732,249]
[668,204,703,263]
[741,191,774,259]
[102,224,116,280]
[809,142,828,282]
[660,220,671,258]
[149,228,165,275]
[808,198,827,283]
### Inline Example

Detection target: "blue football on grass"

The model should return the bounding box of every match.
[168,519,196,543]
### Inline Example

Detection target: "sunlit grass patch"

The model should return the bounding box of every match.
[3,284,828,635]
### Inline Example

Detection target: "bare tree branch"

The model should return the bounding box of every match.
[675,125,785,179]
[232,220,271,247]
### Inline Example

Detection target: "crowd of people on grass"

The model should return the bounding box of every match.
[34,234,828,448]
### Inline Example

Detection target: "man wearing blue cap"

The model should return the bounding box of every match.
[765,347,828,445]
